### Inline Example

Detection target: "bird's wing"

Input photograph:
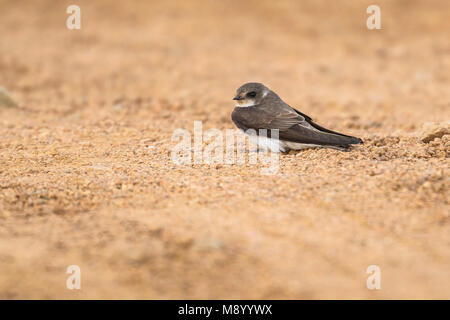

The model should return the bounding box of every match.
[232,104,362,146]
[232,105,305,131]
[262,105,362,146]
[278,123,361,145]
[264,106,306,131]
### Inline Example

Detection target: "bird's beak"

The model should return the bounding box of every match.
[233,95,243,100]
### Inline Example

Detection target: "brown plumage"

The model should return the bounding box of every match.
[231,82,363,152]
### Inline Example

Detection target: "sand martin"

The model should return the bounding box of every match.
[231,82,363,152]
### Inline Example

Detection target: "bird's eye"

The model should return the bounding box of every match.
[247,91,257,98]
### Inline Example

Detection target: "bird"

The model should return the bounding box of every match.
[231,82,363,153]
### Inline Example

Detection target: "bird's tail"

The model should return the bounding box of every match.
[319,133,363,146]
[306,120,363,146]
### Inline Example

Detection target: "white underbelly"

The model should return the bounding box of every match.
[246,134,322,153]
[247,134,286,152]
[283,141,323,150]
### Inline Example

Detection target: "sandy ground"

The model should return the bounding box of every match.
[0,0,449,299]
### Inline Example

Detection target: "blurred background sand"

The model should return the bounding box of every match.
[0,0,449,298]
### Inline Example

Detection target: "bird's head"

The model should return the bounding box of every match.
[233,82,270,107]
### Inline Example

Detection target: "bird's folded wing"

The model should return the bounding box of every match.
[232,106,304,131]
[261,106,360,145]
[263,108,305,131]
[232,105,360,145]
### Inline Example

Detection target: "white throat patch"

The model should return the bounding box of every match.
[235,99,256,108]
